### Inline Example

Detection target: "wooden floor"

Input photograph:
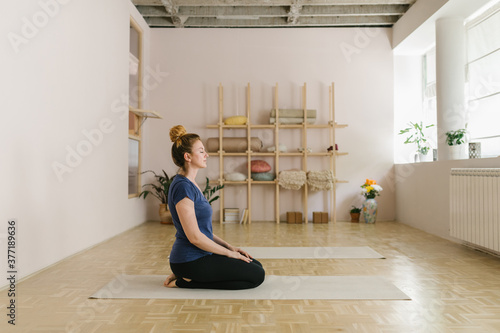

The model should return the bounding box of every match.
[2,220,500,332]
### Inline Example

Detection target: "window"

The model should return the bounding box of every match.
[466,3,500,158]
[422,48,438,152]
[128,18,143,197]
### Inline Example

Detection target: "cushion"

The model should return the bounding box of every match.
[224,116,247,125]
[250,160,271,173]
[225,172,247,181]
[251,172,275,181]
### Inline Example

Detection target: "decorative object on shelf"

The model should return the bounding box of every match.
[399,121,435,162]
[139,170,173,224]
[250,160,272,173]
[307,170,334,191]
[349,206,361,223]
[278,170,307,190]
[266,144,287,152]
[251,172,275,181]
[469,142,481,159]
[224,116,247,125]
[202,177,224,206]
[327,144,338,152]
[206,137,262,153]
[360,179,383,224]
[270,109,317,124]
[225,172,247,181]
[445,126,468,160]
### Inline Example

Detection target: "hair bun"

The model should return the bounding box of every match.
[169,125,187,143]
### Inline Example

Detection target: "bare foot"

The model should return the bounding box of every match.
[164,274,177,288]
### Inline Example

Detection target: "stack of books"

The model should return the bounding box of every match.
[223,208,240,223]
[240,209,249,224]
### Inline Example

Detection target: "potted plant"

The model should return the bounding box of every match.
[202,177,224,206]
[350,206,361,223]
[398,121,435,162]
[139,170,173,224]
[445,126,467,160]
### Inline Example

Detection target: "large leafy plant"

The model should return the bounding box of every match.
[139,170,172,204]
[398,121,435,155]
[202,177,224,206]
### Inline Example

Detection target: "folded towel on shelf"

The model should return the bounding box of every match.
[307,170,334,191]
[270,109,317,118]
[278,170,307,190]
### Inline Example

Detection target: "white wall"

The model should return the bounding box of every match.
[394,55,425,164]
[0,0,148,288]
[146,28,396,222]
[395,157,500,240]
[392,0,500,242]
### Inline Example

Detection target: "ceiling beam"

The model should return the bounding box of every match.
[137,4,409,17]
[288,4,303,24]
[146,15,399,27]
[134,0,415,5]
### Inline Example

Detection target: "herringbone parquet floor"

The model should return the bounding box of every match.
[2,220,500,332]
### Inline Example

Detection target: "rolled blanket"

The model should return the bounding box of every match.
[278,170,307,190]
[307,170,334,191]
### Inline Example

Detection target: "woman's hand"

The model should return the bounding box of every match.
[226,249,253,263]
[227,245,253,260]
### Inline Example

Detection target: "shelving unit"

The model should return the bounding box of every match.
[207,83,348,224]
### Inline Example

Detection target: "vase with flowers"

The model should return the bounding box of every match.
[360,179,383,223]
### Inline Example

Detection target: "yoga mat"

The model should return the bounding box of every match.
[90,275,410,300]
[241,246,385,259]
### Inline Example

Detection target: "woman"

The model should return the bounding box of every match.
[164,125,265,290]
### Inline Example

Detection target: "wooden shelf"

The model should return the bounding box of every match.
[129,107,162,119]
[207,82,348,224]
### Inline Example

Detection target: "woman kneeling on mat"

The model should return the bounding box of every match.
[164,125,265,290]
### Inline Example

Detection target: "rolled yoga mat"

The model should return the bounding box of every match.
[206,137,262,153]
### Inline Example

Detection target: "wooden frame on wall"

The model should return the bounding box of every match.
[128,17,143,198]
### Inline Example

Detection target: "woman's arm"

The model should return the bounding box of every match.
[213,234,252,259]
[176,198,252,263]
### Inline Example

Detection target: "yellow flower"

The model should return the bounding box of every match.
[366,186,374,192]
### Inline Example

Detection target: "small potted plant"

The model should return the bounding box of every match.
[398,121,435,162]
[350,206,361,223]
[445,126,467,160]
[139,170,173,224]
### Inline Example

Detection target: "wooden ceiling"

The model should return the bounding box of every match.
[131,0,417,28]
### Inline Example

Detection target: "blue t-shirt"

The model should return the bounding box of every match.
[168,175,213,263]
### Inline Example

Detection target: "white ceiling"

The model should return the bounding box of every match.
[131,0,417,28]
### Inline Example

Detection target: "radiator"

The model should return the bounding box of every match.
[450,168,500,253]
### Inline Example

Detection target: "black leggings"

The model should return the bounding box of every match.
[170,254,265,290]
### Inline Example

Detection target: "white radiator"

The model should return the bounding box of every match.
[450,168,500,253]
